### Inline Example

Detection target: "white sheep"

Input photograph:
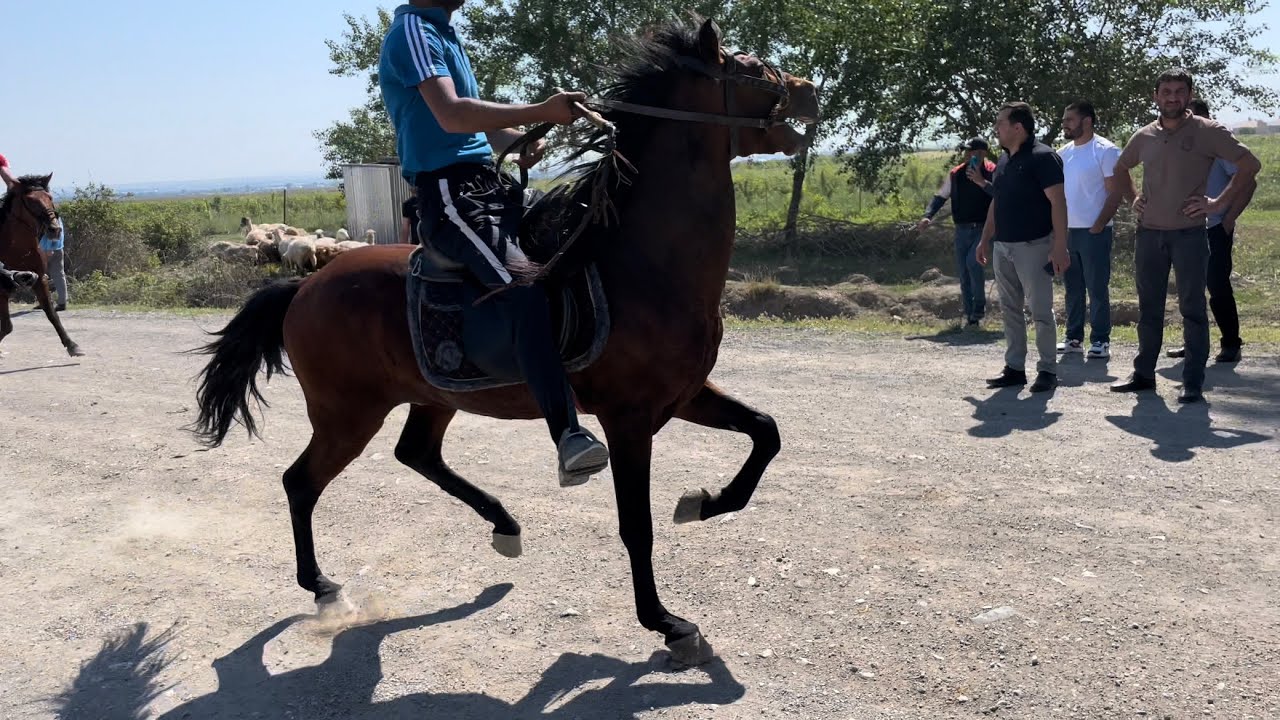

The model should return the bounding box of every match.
[239,216,288,235]
[282,237,317,272]
[335,228,351,242]
[364,229,376,244]
[336,240,368,252]
[244,229,270,245]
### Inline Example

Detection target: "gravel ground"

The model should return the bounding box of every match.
[1,309,1277,719]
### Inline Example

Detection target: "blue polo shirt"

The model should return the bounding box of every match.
[379,5,492,179]
[1205,158,1237,228]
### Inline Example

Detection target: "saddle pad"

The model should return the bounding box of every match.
[405,246,610,392]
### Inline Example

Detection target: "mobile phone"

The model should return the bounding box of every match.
[1043,260,1055,276]
[968,155,981,170]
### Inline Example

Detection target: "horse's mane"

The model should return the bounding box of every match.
[519,19,706,269]
[0,175,52,229]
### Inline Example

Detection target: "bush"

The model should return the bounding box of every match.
[138,212,200,264]
[70,258,292,308]
[57,184,151,278]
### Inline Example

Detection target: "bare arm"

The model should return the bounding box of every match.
[1044,184,1070,274]
[0,164,15,190]
[1210,150,1262,214]
[418,77,583,134]
[1112,163,1141,214]
[1222,177,1258,232]
[1090,175,1124,232]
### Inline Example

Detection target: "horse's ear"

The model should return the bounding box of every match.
[698,18,722,65]
[41,173,53,188]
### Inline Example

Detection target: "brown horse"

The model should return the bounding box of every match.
[0,174,82,356]
[192,18,819,665]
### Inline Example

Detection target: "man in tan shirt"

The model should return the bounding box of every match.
[1110,68,1261,403]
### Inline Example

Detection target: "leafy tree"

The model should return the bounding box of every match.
[845,0,1279,188]
[314,10,396,178]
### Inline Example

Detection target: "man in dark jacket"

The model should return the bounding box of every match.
[918,138,997,327]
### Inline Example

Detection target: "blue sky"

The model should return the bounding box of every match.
[2,1,1277,188]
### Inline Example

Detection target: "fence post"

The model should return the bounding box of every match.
[283,188,289,225]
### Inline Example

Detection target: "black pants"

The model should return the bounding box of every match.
[415,163,579,442]
[1134,226,1209,389]
[1207,224,1241,350]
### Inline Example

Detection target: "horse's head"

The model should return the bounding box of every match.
[2,174,61,237]
[684,19,821,157]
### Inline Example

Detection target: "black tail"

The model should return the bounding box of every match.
[191,279,302,446]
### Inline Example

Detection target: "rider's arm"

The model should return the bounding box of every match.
[0,158,15,190]
[487,127,527,158]
[419,77,578,134]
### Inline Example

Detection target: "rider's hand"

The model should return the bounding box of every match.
[541,90,588,125]
[515,138,547,169]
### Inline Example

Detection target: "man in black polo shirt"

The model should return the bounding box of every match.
[917,137,997,327]
[977,102,1070,393]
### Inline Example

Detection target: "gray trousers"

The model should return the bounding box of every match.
[1134,226,1209,388]
[46,249,68,306]
[993,236,1057,374]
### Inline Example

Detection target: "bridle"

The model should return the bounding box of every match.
[586,50,792,155]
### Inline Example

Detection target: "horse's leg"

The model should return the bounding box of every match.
[0,293,12,348]
[283,407,387,606]
[671,382,780,524]
[31,272,82,356]
[393,404,524,558]
[599,412,713,667]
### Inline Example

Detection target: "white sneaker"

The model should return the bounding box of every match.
[1057,339,1084,354]
[1087,342,1110,359]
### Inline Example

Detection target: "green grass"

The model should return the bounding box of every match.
[118,189,347,237]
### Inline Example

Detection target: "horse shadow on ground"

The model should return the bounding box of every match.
[0,362,81,377]
[906,326,1004,346]
[49,583,746,720]
[1105,392,1271,463]
[964,385,1063,438]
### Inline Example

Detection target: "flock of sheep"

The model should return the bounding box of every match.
[208,217,377,273]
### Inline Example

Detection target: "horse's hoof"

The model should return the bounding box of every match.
[316,589,357,618]
[673,488,710,524]
[666,629,715,668]
[66,344,84,357]
[492,532,523,558]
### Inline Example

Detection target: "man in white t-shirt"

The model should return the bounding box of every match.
[1058,101,1123,359]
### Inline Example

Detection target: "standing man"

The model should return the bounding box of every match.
[977,102,1071,393]
[1165,98,1257,364]
[917,138,997,327]
[1110,69,1261,403]
[0,152,16,190]
[379,0,611,485]
[399,187,420,244]
[1058,101,1122,359]
[38,221,69,311]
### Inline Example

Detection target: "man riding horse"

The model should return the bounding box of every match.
[379,0,610,486]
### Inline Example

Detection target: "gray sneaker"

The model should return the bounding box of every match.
[1057,339,1084,354]
[558,429,610,487]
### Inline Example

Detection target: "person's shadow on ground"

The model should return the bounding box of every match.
[1105,392,1271,462]
[964,385,1063,438]
[50,583,747,720]
[907,326,1004,346]
[1055,353,1118,387]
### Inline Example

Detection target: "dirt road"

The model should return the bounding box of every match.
[2,309,1277,719]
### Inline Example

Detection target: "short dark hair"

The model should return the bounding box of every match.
[1188,98,1211,118]
[1065,101,1097,126]
[1156,67,1194,93]
[1000,102,1035,136]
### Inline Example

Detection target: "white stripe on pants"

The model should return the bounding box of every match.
[993,236,1057,374]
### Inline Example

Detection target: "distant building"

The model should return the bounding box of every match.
[1231,118,1280,135]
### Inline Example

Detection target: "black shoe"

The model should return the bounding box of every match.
[1215,346,1241,363]
[1029,371,1057,393]
[55,303,66,312]
[1178,386,1204,404]
[557,429,610,487]
[1111,374,1157,393]
[1166,347,1186,359]
[986,366,1027,388]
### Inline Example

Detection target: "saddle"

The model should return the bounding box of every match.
[405,190,610,392]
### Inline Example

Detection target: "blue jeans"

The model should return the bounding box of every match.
[1063,227,1113,344]
[953,223,986,321]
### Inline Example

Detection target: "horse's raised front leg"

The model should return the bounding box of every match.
[393,404,523,557]
[671,382,780,524]
[598,411,714,667]
[32,274,82,356]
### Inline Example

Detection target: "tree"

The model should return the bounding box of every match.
[727,0,903,252]
[845,0,1279,188]
[314,10,396,178]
